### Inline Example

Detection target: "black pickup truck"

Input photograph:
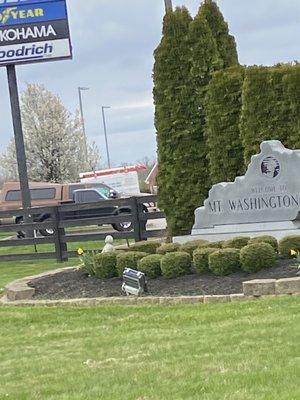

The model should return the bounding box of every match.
[61,188,135,232]
[18,188,147,238]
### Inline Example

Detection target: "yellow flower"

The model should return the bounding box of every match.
[77,248,84,255]
[290,249,298,257]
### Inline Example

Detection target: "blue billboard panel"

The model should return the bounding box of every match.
[0,0,71,66]
[0,1,59,5]
[0,1,67,26]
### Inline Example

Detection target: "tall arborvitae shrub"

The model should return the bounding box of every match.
[240,65,294,164]
[154,2,240,236]
[153,7,192,235]
[205,67,245,184]
[282,64,300,149]
[169,11,222,233]
[199,0,239,68]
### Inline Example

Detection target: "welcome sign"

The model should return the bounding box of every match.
[193,141,300,231]
[0,0,72,65]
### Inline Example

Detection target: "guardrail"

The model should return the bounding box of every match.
[0,195,167,262]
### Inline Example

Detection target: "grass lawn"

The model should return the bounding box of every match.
[0,297,299,399]
[0,258,79,293]
[0,238,132,291]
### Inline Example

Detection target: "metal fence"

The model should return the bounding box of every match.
[0,195,167,262]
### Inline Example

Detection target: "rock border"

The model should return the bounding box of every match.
[1,267,299,306]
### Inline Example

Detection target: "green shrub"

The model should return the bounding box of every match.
[222,236,250,249]
[160,252,191,279]
[193,247,217,274]
[94,253,117,279]
[116,252,148,277]
[156,243,181,255]
[240,243,276,273]
[198,241,224,249]
[279,235,300,258]
[180,240,209,255]
[248,236,278,252]
[208,248,240,276]
[78,250,98,276]
[137,254,163,279]
[205,67,245,185]
[130,241,161,254]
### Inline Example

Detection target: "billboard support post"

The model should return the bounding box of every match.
[0,0,73,237]
[6,64,31,211]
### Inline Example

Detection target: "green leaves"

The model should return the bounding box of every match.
[153,1,239,236]
[205,67,245,184]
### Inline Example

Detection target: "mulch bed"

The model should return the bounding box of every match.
[28,258,299,300]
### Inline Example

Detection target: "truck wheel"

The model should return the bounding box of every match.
[39,228,55,237]
[112,208,147,232]
[39,217,55,237]
[112,220,133,232]
[112,210,133,232]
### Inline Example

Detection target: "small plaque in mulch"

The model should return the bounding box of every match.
[28,259,299,300]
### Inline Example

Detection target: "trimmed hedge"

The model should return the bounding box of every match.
[157,243,181,255]
[205,67,245,184]
[180,239,209,255]
[248,236,278,253]
[279,235,300,258]
[240,65,295,165]
[198,241,224,249]
[208,248,240,276]
[222,236,250,249]
[94,253,117,279]
[160,252,191,279]
[283,65,300,149]
[137,254,163,279]
[240,243,276,273]
[130,241,161,254]
[193,247,217,274]
[116,252,148,277]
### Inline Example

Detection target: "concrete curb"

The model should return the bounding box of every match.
[1,268,300,307]
[4,267,75,302]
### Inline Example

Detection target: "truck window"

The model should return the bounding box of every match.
[69,185,85,199]
[5,188,56,201]
[75,190,104,203]
[93,184,111,198]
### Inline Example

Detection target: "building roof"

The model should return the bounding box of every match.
[80,164,147,179]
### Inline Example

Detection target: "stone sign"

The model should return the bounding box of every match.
[192,140,300,232]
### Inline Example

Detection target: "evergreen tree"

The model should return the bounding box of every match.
[205,67,245,184]
[199,0,239,68]
[168,10,221,234]
[240,66,292,164]
[153,2,239,236]
[282,64,300,150]
[153,7,192,235]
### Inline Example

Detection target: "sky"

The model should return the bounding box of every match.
[0,0,299,168]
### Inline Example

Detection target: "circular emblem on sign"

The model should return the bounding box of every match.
[261,156,280,179]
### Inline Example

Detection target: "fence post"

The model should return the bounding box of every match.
[53,207,68,262]
[130,197,142,242]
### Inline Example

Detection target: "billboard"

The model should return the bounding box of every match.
[0,0,72,65]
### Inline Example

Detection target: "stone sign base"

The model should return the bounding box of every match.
[174,220,300,244]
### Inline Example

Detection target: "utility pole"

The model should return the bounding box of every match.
[78,87,89,162]
[101,106,111,169]
[164,0,173,11]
